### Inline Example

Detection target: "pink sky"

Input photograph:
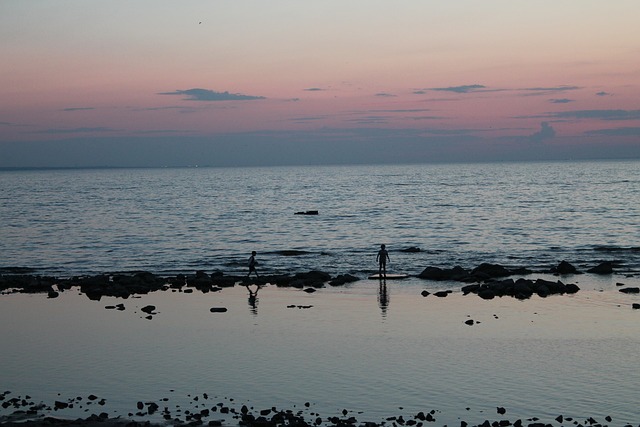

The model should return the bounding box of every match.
[1,1,639,166]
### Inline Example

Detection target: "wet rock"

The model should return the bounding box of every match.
[632,303,640,309]
[210,307,228,313]
[418,266,469,281]
[551,260,577,274]
[433,290,451,297]
[471,263,511,278]
[478,289,495,300]
[295,210,318,215]
[47,290,59,298]
[587,262,614,275]
[329,274,359,286]
[141,305,156,314]
[619,287,640,294]
[421,290,430,297]
[465,319,474,325]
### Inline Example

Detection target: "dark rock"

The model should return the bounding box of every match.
[141,305,156,314]
[471,263,511,278]
[47,290,59,299]
[210,307,228,313]
[587,262,614,275]
[434,290,451,297]
[294,210,318,215]
[303,288,317,293]
[421,290,430,297]
[552,260,577,274]
[465,319,474,325]
[632,303,640,309]
[329,274,359,286]
[418,266,469,281]
[461,284,480,295]
[619,287,640,294]
[497,407,506,415]
[478,289,495,300]
[565,283,580,294]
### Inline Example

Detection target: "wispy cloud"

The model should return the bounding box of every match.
[585,127,640,136]
[63,107,95,112]
[158,88,265,101]
[549,98,573,104]
[520,85,580,96]
[430,84,486,94]
[596,91,612,96]
[304,87,324,92]
[514,109,640,121]
[33,127,116,135]
[553,110,640,121]
[375,92,396,97]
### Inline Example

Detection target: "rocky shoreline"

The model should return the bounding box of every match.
[0,390,633,427]
[1,260,637,303]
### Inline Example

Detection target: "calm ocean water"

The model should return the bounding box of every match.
[1,160,639,277]
[1,161,640,426]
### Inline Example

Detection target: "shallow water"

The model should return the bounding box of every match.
[1,280,639,426]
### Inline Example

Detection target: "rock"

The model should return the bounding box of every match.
[47,290,59,299]
[303,287,317,293]
[619,287,640,294]
[552,260,577,274]
[632,303,640,309]
[210,307,227,313]
[140,305,156,314]
[329,274,359,286]
[471,263,511,278]
[421,290,430,297]
[294,210,318,215]
[461,284,480,295]
[478,289,495,300]
[587,262,614,275]
[565,283,580,294]
[465,319,474,325]
[497,407,506,415]
[418,266,469,281]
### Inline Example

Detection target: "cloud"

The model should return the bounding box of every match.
[553,110,640,121]
[375,92,396,97]
[596,91,612,96]
[523,85,580,92]
[304,87,324,92]
[158,88,265,101]
[430,84,486,93]
[549,99,573,104]
[33,127,116,135]
[63,107,95,112]
[514,109,640,121]
[585,127,640,137]
[528,122,556,143]
[412,90,427,95]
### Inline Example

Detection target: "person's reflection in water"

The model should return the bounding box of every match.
[245,283,261,316]
[378,278,389,318]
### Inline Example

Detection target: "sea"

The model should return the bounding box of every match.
[1,160,639,426]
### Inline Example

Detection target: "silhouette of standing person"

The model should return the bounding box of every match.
[376,244,390,276]
[247,251,259,278]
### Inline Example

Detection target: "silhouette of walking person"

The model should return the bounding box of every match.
[247,251,259,278]
[376,244,390,276]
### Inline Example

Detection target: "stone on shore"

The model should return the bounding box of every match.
[587,261,614,275]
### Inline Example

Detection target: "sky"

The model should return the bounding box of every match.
[1,0,640,167]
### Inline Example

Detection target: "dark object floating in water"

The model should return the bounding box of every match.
[210,307,228,313]
[295,210,318,215]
